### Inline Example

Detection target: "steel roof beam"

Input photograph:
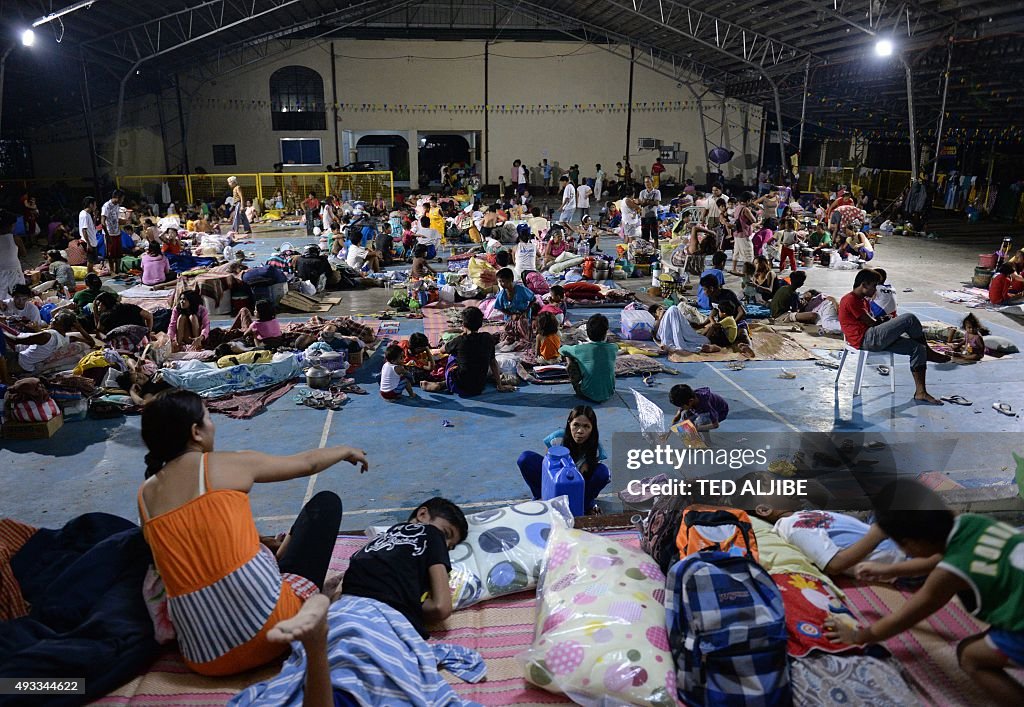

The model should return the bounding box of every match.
[596,0,822,73]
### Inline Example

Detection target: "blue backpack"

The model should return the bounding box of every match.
[665,551,791,707]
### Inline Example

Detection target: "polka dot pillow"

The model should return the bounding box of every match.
[522,523,677,706]
[447,496,574,609]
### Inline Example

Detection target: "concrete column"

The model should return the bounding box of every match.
[408,129,419,190]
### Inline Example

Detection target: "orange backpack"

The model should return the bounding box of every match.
[676,504,759,562]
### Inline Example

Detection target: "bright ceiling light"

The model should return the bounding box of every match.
[875,38,894,57]
[21,29,35,47]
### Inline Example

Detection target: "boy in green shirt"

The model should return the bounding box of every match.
[559,314,617,403]
[826,479,1024,700]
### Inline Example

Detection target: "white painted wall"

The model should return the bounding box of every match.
[32,39,763,186]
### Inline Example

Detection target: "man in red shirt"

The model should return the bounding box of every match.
[826,188,854,240]
[838,269,949,405]
[651,157,666,189]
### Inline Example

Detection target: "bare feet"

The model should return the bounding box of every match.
[927,348,952,364]
[737,343,755,358]
[267,593,330,645]
[419,380,446,392]
[913,392,944,405]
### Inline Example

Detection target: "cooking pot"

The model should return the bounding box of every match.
[306,364,332,389]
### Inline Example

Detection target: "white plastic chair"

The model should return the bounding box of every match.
[834,342,896,397]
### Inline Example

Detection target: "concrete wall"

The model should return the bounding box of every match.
[32,39,763,186]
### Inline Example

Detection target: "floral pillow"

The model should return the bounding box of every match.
[366,496,573,610]
[521,524,677,706]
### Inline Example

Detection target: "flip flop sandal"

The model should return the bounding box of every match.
[993,402,1016,416]
[726,362,746,371]
[815,359,840,369]
[642,373,656,386]
[866,441,887,451]
[877,365,890,376]
[940,395,973,406]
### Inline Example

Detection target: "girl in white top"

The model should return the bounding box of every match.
[511,229,538,282]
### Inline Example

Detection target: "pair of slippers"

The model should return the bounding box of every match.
[938,397,1017,417]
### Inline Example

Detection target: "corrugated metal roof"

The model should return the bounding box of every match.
[2,0,1022,138]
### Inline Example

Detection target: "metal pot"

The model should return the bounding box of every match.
[305,364,332,389]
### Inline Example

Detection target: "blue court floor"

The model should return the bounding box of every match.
[3,227,1023,533]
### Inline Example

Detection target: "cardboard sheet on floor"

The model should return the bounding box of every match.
[668,326,816,362]
[768,324,846,351]
[278,291,333,313]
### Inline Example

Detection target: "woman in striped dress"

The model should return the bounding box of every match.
[137,390,367,676]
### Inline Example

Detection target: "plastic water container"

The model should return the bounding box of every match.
[541,445,584,517]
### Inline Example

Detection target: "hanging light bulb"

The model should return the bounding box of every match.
[874,38,894,57]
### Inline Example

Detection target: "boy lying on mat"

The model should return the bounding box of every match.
[825,480,1024,701]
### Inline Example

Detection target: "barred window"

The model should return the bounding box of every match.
[269,66,326,131]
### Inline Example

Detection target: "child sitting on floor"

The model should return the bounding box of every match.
[670,384,729,433]
[869,267,897,319]
[560,313,617,404]
[702,299,740,347]
[399,332,438,383]
[825,480,1024,701]
[534,311,561,363]
[248,299,283,349]
[420,306,514,396]
[411,245,436,280]
[341,497,467,637]
[379,344,417,401]
[950,313,988,362]
[539,284,568,326]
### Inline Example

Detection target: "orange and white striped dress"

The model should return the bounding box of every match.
[137,453,315,676]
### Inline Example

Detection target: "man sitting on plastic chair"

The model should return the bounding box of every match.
[838,269,950,405]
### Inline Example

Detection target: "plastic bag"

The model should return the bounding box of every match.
[631,388,666,445]
[620,308,656,341]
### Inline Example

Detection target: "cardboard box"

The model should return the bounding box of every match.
[3,414,64,440]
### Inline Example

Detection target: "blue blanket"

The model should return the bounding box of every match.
[160,354,301,398]
[0,513,157,706]
[230,595,485,707]
[166,253,218,274]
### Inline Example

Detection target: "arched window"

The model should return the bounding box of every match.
[269,66,326,131]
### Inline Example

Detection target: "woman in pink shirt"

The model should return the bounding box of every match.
[141,241,173,286]
[168,290,210,351]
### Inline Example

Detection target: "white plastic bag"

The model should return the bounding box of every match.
[631,389,666,444]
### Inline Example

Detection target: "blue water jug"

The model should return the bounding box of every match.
[541,445,585,517]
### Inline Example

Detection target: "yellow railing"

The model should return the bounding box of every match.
[116,171,394,210]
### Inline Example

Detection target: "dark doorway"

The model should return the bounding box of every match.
[418,134,471,188]
[356,135,410,182]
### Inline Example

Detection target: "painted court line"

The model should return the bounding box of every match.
[301,409,335,506]
[704,363,802,433]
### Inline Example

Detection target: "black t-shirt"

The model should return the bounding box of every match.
[342,522,451,637]
[107,303,147,329]
[709,288,742,317]
[445,331,495,396]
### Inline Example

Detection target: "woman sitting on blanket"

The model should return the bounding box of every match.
[647,303,720,355]
[495,267,536,352]
[137,390,366,677]
[751,255,778,304]
[541,227,569,271]
[517,406,610,515]
[169,290,211,352]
